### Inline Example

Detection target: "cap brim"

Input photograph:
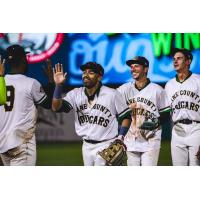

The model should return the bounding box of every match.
[126,60,137,66]
[80,64,88,71]
[80,65,104,75]
[126,60,148,67]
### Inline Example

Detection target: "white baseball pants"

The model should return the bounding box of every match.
[0,135,36,166]
[171,123,200,166]
[127,149,160,166]
[82,139,115,166]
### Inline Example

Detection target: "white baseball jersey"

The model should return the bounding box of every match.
[165,73,200,122]
[62,85,130,141]
[118,81,170,152]
[166,73,200,166]
[0,74,47,153]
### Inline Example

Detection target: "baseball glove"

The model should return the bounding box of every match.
[98,139,126,166]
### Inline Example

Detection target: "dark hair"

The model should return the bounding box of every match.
[80,62,104,76]
[6,44,28,68]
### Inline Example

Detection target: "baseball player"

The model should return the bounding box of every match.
[52,62,131,166]
[0,55,6,105]
[0,44,54,166]
[165,48,200,166]
[117,56,170,166]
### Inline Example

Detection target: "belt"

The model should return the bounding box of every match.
[84,138,115,144]
[174,119,200,125]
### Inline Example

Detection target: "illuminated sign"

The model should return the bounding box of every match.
[68,33,200,85]
[1,33,200,85]
[0,33,64,63]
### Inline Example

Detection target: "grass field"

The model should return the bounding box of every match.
[37,140,172,166]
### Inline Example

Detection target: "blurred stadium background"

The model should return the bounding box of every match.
[1,33,200,165]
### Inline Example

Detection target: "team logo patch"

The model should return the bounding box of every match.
[0,33,64,63]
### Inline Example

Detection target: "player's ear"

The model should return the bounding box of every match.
[97,74,102,81]
[186,59,192,67]
[144,67,148,74]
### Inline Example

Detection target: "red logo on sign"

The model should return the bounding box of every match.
[0,33,64,63]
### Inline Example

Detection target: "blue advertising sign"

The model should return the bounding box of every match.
[1,33,200,86]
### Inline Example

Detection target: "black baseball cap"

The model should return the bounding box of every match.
[126,56,149,67]
[172,48,193,61]
[80,62,104,76]
[6,44,29,61]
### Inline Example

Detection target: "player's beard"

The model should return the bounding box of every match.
[83,77,98,89]
[83,80,96,89]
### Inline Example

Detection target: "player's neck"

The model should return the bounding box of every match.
[177,70,191,82]
[85,82,101,97]
[9,69,24,74]
[135,76,149,90]
[10,65,26,75]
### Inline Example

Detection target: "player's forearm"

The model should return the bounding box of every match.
[118,118,131,137]
[0,76,6,105]
[52,98,63,111]
[52,84,63,111]
[121,118,131,128]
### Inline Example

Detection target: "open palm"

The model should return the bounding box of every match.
[53,63,67,85]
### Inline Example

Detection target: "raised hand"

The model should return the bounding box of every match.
[0,55,5,76]
[53,63,67,85]
[43,59,54,83]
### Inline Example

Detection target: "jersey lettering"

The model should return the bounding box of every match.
[4,85,15,112]
[78,114,110,127]
[172,101,199,113]
[127,97,158,121]
[171,90,200,103]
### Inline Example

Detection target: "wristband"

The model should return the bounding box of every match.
[118,126,129,136]
[53,85,63,99]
